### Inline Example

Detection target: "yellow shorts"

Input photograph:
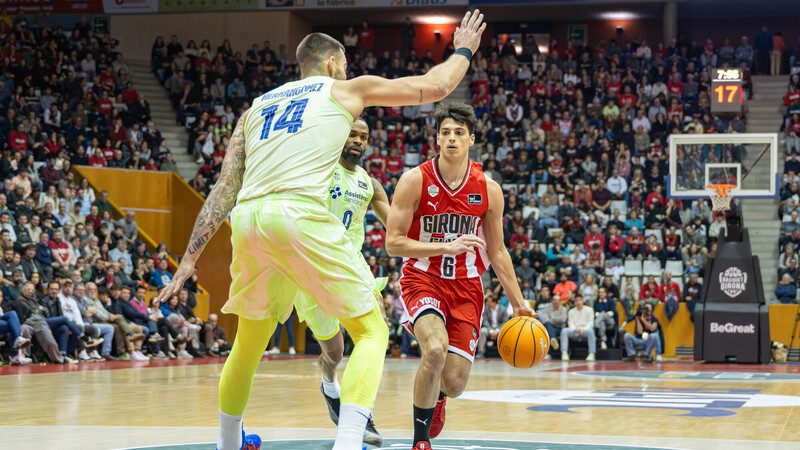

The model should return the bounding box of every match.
[295,258,388,340]
[222,194,378,322]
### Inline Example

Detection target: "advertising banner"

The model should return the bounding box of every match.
[0,0,104,14]
[263,0,466,10]
[102,0,159,13]
[158,0,258,12]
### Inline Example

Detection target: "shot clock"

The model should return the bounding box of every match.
[711,68,743,114]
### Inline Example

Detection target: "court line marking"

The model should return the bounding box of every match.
[110,438,685,450]
[571,372,800,382]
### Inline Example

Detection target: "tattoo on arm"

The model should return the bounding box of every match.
[419,89,423,104]
[184,110,249,259]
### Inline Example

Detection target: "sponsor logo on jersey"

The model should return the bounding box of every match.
[719,267,747,298]
[329,186,341,199]
[472,328,478,338]
[427,201,439,211]
[333,171,340,181]
[421,213,480,236]
[358,180,368,190]
[469,338,477,352]
[418,296,441,310]
[459,387,800,417]
[428,184,440,197]
[710,322,756,334]
[468,194,482,204]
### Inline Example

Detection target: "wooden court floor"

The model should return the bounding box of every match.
[3,356,800,450]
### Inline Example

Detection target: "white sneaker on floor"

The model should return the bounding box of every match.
[178,350,194,359]
[89,350,103,361]
[11,354,32,365]
[586,353,596,362]
[656,355,663,362]
[266,347,279,355]
[129,352,144,361]
[63,355,79,364]
[78,349,92,361]
[139,351,151,360]
[288,347,296,355]
[544,354,552,361]
[561,352,570,361]
[600,341,608,351]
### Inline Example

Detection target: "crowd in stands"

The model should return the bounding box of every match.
[147,23,800,361]
[0,13,228,366]
[776,72,800,304]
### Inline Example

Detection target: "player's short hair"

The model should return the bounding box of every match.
[434,103,477,135]
[296,33,345,73]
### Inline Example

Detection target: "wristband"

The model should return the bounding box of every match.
[454,47,473,61]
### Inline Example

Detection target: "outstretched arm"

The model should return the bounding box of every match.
[483,177,536,317]
[332,10,486,118]
[370,177,391,227]
[156,109,250,302]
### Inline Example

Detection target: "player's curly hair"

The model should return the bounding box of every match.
[434,102,477,135]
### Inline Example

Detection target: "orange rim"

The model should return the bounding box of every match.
[706,184,737,197]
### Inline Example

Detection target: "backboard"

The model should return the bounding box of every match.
[667,133,780,200]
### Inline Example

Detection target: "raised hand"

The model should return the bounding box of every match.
[453,9,487,54]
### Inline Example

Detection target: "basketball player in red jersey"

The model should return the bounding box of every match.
[386,103,536,450]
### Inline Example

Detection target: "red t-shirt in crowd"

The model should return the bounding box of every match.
[97,98,113,116]
[385,156,404,174]
[48,239,69,264]
[9,131,27,151]
[367,227,385,248]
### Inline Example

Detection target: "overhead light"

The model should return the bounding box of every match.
[600,11,639,20]
[417,15,459,25]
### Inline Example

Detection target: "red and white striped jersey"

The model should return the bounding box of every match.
[403,157,490,279]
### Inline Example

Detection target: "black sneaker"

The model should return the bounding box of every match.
[320,383,340,425]
[364,416,383,447]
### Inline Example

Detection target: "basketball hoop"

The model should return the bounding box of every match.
[707,184,737,212]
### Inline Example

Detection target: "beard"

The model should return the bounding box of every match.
[341,148,362,166]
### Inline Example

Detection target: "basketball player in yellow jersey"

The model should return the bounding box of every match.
[156,10,486,450]
[295,118,390,447]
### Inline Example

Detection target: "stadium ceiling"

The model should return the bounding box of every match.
[299,1,664,26]
[298,0,798,26]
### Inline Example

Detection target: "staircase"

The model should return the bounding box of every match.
[741,75,787,301]
[126,59,198,181]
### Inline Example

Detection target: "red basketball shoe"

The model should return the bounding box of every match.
[412,441,431,450]
[429,396,447,438]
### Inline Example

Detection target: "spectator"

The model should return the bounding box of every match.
[661,271,682,320]
[684,273,703,321]
[560,294,596,361]
[775,273,797,304]
[593,286,616,351]
[0,290,32,365]
[639,275,663,308]
[621,303,662,361]
[476,294,510,358]
[537,295,566,359]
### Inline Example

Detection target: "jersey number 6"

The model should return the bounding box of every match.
[441,256,455,279]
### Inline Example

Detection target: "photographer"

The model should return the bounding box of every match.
[620,303,662,362]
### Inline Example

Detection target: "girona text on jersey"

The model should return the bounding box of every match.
[421,213,481,242]
[404,158,490,279]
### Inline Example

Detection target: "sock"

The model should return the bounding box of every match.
[439,391,446,400]
[217,410,243,450]
[413,404,436,444]
[322,374,341,399]
[332,403,370,450]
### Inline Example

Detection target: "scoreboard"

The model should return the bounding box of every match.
[711,68,743,114]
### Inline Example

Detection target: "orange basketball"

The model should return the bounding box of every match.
[497,316,550,368]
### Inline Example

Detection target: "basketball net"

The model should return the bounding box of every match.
[707,184,737,212]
